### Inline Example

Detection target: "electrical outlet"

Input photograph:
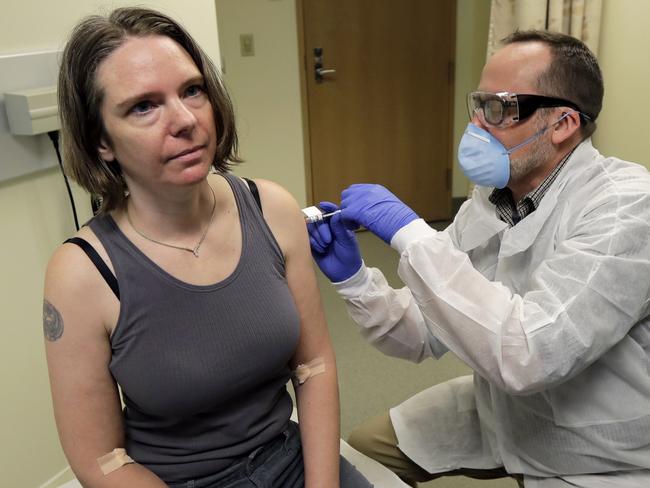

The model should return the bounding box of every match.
[239,34,255,57]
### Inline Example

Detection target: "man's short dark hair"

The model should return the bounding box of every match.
[502,30,603,139]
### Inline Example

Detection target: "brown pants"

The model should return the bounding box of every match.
[347,412,524,487]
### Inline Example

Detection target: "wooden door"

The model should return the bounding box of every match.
[298,0,456,221]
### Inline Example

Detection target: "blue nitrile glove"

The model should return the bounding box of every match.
[308,201,363,282]
[340,184,419,244]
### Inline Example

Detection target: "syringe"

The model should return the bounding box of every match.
[302,205,342,224]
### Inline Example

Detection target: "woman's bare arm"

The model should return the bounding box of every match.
[256,179,341,488]
[44,234,167,487]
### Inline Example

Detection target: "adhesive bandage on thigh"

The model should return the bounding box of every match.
[97,448,134,475]
[293,357,327,385]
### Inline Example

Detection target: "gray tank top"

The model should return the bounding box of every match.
[88,173,300,483]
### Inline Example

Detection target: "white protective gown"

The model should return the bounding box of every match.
[334,140,650,486]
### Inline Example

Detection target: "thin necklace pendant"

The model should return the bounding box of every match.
[127,184,216,258]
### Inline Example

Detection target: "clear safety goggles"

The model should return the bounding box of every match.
[467,91,587,127]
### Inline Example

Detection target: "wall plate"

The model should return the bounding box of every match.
[0,50,61,184]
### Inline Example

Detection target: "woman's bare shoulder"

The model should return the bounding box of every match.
[246,178,300,214]
[242,178,306,255]
[44,223,118,335]
[46,224,112,282]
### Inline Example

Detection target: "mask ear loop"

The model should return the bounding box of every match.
[503,111,575,155]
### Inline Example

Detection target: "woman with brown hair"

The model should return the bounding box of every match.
[43,7,371,488]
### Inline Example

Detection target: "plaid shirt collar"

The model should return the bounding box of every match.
[489,149,574,227]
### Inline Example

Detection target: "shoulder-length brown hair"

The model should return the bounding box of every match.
[58,7,240,213]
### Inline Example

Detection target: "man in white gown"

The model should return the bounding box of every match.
[309,30,650,488]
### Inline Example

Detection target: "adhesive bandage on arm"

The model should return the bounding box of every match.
[293,357,327,385]
[97,448,134,475]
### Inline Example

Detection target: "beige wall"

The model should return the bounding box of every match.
[452,0,491,198]
[0,2,220,486]
[215,0,307,204]
[593,0,650,168]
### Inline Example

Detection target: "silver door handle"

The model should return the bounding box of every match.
[314,47,336,83]
[316,68,336,76]
[315,68,336,83]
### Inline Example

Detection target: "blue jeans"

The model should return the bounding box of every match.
[167,421,373,487]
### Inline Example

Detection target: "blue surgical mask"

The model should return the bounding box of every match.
[458,113,571,188]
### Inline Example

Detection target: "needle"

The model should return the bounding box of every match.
[320,209,341,219]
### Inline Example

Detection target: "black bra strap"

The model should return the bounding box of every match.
[64,237,120,300]
[243,177,262,213]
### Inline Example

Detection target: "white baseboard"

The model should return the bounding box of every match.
[37,466,74,488]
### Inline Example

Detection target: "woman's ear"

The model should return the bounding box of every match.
[551,110,581,145]
[98,138,115,162]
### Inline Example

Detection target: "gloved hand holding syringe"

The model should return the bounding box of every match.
[304,202,362,283]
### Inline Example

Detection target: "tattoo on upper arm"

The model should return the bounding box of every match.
[43,299,64,341]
